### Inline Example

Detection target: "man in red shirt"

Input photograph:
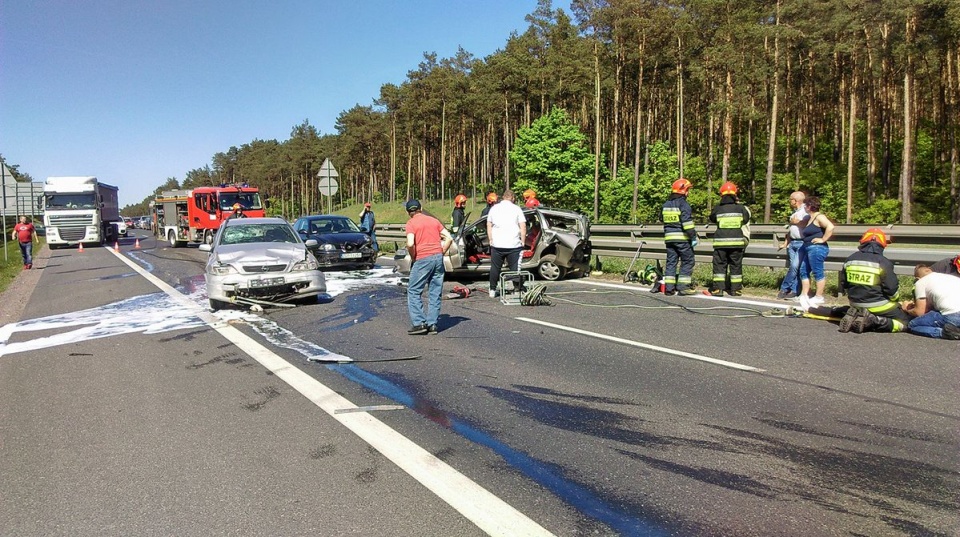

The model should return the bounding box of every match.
[12,215,39,269]
[404,199,453,335]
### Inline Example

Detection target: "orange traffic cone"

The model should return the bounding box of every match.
[78,242,84,253]
[134,238,141,249]
[114,241,120,252]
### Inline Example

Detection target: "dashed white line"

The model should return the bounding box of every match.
[515,317,765,372]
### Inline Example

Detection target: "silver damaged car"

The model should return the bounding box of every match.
[199,217,326,310]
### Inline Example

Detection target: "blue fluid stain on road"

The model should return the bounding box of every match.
[332,364,670,537]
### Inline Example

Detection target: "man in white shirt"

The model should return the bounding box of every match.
[777,191,807,299]
[486,189,527,298]
[904,264,960,340]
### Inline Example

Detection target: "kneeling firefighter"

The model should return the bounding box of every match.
[837,228,912,333]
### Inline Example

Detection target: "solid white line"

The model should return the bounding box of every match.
[107,249,553,537]
[515,317,764,372]
[567,278,787,309]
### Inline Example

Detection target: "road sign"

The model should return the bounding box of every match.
[317,158,339,197]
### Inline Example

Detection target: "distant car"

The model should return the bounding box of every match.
[292,214,377,270]
[122,216,134,230]
[394,206,592,281]
[199,217,326,311]
[112,219,128,237]
[138,216,151,229]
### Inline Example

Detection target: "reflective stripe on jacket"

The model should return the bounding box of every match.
[841,243,901,310]
[709,197,750,249]
[662,194,696,243]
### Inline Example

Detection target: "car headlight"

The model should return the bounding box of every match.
[320,243,336,252]
[292,257,319,271]
[210,263,238,275]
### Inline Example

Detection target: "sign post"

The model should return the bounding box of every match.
[1,161,9,262]
[317,158,339,214]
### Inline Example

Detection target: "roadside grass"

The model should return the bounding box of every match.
[0,239,44,294]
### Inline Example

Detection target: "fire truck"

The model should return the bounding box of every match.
[151,185,265,247]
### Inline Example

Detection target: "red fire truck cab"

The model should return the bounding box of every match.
[152,185,266,247]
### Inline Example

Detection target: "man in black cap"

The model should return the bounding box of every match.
[404,200,453,335]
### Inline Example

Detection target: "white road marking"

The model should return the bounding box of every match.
[567,278,787,309]
[103,250,553,536]
[515,317,765,372]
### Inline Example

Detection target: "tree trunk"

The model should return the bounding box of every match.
[593,41,601,220]
[846,77,857,223]
[900,13,916,223]
[763,2,780,223]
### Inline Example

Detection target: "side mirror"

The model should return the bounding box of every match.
[304,239,318,247]
[199,244,212,252]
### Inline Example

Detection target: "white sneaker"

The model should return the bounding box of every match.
[489,289,497,298]
[810,295,825,306]
[798,294,812,312]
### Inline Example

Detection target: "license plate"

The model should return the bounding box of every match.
[341,252,362,259]
[250,277,284,288]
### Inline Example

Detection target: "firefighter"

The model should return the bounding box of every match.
[227,203,247,219]
[452,193,467,231]
[481,191,498,218]
[836,228,912,333]
[522,188,540,208]
[661,178,698,295]
[708,182,751,296]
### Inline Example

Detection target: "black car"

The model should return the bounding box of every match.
[292,215,377,270]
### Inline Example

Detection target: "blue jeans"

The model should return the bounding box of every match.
[909,311,960,339]
[407,253,445,327]
[798,243,828,282]
[780,240,803,293]
[19,241,33,266]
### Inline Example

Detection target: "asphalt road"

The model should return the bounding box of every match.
[2,230,957,536]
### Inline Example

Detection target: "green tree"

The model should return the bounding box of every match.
[509,107,599,215]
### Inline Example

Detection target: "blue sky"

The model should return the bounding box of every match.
[1,0,539,207]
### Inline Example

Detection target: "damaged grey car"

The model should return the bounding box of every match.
[199,217,326,310]
[394,206,591,281]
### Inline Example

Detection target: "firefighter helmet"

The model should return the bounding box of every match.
[454,194,467,207]
[232,203,243,212]
[859,228,889,248]
[525,198,540,208]
[953,254,960,272]
[486,192,498,204]
[671,178,692,195]
[522,189,536,200]
[719,181,738,196]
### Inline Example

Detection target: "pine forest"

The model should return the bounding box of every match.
[140,0,960,224]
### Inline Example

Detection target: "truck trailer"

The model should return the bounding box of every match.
[152,185,265,247]
[43,176,121,248]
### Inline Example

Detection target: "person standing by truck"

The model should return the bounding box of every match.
[12,215,39,269]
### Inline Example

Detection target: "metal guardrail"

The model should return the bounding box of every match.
[375,223,960,276]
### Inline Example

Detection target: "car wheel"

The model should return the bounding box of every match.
[363,263,375,270]
[204,230,214,245]
[209,298,228,311]
[537,254,566,281]
[167,229,178,248]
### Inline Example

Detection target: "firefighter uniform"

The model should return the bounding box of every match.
[708,188,751,296]
[839,236,911,332]
[661,179,697,295]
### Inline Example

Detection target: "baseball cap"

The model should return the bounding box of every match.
[405,199,421,212]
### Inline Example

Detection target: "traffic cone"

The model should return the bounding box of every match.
[134,238,141,249]
[78,242,84,253]
[114,241,120,252]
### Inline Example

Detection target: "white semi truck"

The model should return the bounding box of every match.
[43,176,121,248]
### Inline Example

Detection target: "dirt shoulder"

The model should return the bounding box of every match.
[0,245,49,325]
